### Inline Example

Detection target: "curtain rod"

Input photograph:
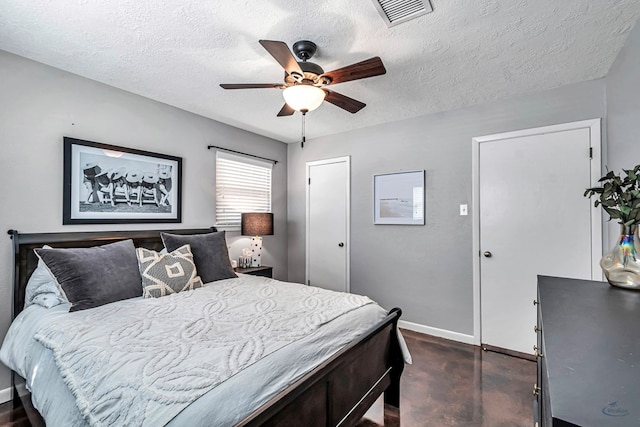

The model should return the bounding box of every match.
[207,145,278,164]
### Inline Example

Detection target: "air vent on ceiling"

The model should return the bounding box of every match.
[370,0,433,27]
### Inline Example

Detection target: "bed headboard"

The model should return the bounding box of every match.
[7,227,217,319]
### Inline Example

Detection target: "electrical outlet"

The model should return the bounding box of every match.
[460,204,468,216]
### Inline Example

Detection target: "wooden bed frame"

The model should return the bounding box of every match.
[7,228,405,427]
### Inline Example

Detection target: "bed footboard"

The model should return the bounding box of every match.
[9,309,405,427]
[237,307,404,427]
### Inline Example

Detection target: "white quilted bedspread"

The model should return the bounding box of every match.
[34,276,374,426]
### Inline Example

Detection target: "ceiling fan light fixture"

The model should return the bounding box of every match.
[282,85,326,113]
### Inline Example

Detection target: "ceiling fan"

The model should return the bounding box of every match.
[220,40,386,117]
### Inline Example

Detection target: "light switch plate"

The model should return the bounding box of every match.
[460,204,468,216]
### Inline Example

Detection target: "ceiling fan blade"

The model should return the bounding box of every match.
[277,103,295,117]
[321,57,386,85]
[259,40,303,76]
[220,83,283,89]
[323,89,366,113]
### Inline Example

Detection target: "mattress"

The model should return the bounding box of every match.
[0,274,388,426]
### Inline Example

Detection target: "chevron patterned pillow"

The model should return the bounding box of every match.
[136,244,204,298]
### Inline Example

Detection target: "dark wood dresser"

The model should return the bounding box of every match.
[535,275,640,426]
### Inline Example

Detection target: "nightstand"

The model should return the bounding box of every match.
[235,265,273,278]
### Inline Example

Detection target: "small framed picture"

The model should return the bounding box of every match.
[63,137,182,224]
[374,170,425,225]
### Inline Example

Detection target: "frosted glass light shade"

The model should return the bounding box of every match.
[282,85,326,112]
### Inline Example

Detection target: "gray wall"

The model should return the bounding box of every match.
[0,50,287,394]
[288,79,606,336]
[605,20,640,247]
[606,20,640,172]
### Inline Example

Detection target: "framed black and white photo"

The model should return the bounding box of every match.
[63,137,182,224]
[374,170,425,225]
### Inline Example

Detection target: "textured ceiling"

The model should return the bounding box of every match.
[1,1,639,143]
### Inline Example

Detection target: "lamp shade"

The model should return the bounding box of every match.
[282,85,326,112]
[241,212,274,236]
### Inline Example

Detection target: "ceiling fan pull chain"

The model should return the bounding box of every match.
[301,112,306,149]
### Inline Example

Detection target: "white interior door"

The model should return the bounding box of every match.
[306,157,350,292]
[475,121,601,355]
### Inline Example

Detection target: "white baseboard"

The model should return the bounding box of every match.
[0,386,11,404]
[399,320,476,345]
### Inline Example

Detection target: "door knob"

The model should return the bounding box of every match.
[483,251,492,258]
[338,242,344,247]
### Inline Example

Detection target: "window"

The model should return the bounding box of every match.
[215,151,272,228]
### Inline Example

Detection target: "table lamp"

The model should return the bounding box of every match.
[241,213,274,267]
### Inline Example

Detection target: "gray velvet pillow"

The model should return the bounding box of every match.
[35,239,142,312]
[161,231,237,283]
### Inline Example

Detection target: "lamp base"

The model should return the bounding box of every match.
[250,236,263,267]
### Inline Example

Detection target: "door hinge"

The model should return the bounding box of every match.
[589,147,593,159]
[308,178,311,185]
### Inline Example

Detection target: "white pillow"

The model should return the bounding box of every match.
[24,245,66,309]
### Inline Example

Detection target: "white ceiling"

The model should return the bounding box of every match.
[1,1,639,143]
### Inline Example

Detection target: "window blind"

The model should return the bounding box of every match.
[215,151,272,227]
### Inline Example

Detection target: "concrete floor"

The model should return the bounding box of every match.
[359,329,536,426]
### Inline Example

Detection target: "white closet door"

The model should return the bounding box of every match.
[306,157,350,292]
[479,127,594,354]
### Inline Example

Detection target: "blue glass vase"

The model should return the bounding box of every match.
[600,224,640,289]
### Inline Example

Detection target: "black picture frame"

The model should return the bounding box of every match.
[63,137,182,224]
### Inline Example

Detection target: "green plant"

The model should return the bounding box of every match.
[585,165,640,226]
